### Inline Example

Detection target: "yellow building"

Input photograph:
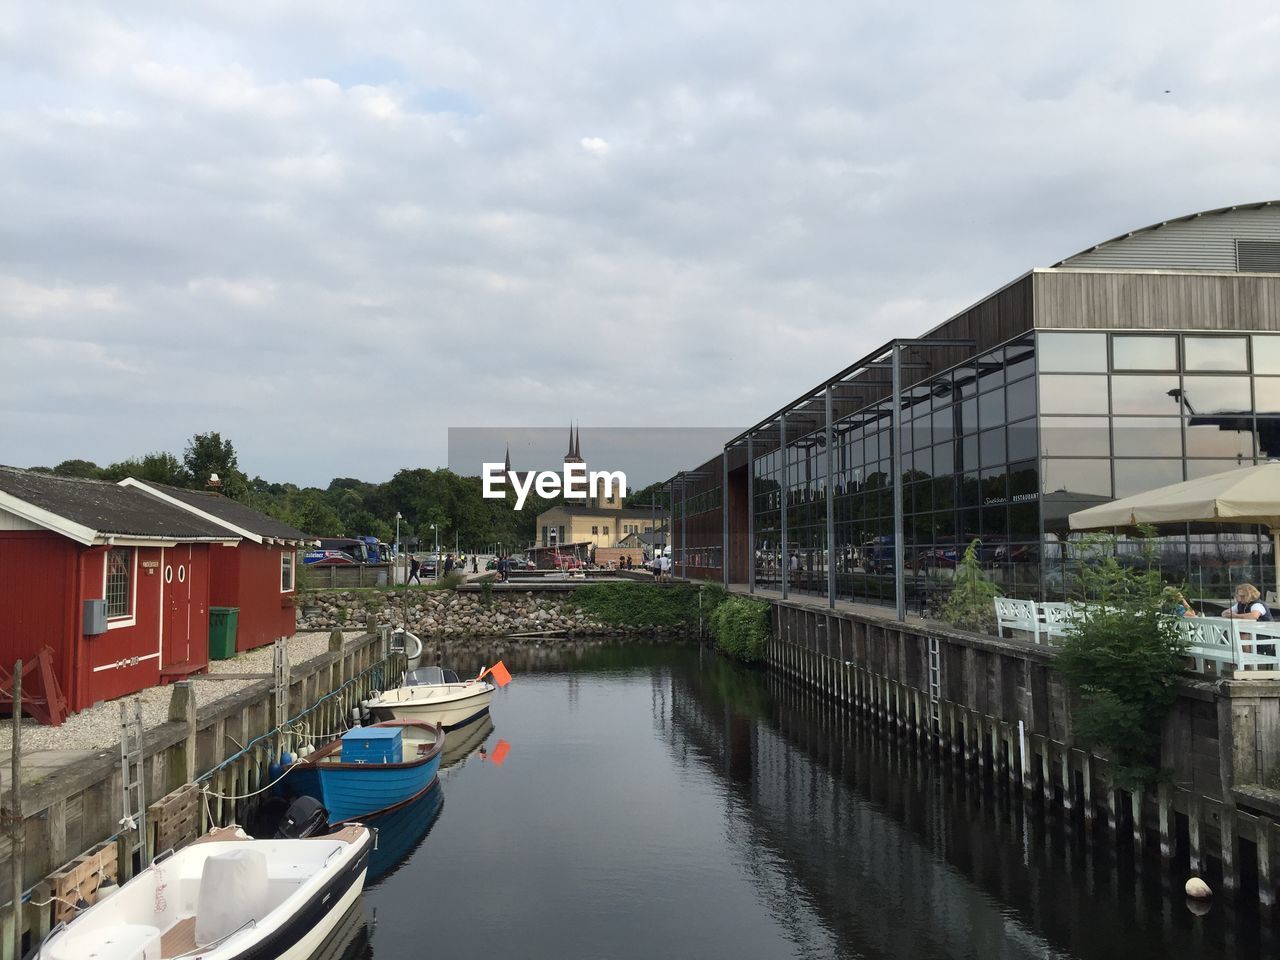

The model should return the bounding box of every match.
[532,427,660,549]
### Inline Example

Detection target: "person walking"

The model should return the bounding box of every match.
[472,554,479,574]
[408,555,421,585]
[444,553,455,576]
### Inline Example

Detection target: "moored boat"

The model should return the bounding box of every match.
[288,720,444,825]
[367,665,506,730]
[37,824,372,960]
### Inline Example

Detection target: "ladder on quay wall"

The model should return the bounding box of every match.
[118,699,147,873]
[273,638,290,754]
[926,636,942,731]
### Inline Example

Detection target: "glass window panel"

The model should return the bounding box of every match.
[959,398,978,434]
[960,472,982,507]
[1185,418,1253,459]
[1114,459,1183,498]
[1185,336,1248,372]
[981,469,1008,506]
[931,510,956,538]
[961,434,979,472]
[1005,340,1035,382]
[1008,418,1038,462]
[1256,418,1280,459]
[958,508,980,542]
[1112,417,1183,457]
[1111,375,1181,416]
[976,351,1005,390]
[933,441,955,477]
[1006,378,1035,421]
[1038,332,1107,372]
[980,427,1006,468]
[931,409,954,442]
[1256,378,1280,417]
[1040,417,1111,457]
[1253,336,1280,375]
[1040,375,1109,414]
[955,366,979,398]
[1186,459,1254,480]
[982,507,1009,538]
[978,389,1005,430]
[1178,376,1251,416]
[1008,459,1039,501]
[1010,503,1040,538]
[1043,458,1112,498]
[1113,335,1178,371]
[933,475,956,512]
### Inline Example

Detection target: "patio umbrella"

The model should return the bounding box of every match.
[1068,460,1280,597]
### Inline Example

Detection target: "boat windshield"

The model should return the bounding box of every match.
[404,667,462,685]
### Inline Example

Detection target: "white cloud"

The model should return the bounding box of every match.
[3,1,1280,482]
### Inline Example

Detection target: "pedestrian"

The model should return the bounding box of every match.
[408,555,421,585]
[444,553,455,576]
[498,554,508,583]
[472,555,479,574]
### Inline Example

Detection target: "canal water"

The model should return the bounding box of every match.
[326,643,1266,960]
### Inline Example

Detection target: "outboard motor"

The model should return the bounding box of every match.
[274,795,329,839]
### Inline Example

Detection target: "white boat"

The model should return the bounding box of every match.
[38,824,372,960]
[367,666,494,729]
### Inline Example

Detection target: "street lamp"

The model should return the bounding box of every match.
[430,523,439,580]
[395,512,402,582]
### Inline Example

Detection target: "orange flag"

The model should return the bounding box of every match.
[482,660,512,688]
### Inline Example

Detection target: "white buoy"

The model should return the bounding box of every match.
[1184,876,1212,899]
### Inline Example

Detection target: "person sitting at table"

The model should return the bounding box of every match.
[1222,582,1275,661]
[1221,583,1271,621]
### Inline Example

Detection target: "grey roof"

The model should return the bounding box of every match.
[0,466,234,541]
[132,481,310,541]
[541,503,665,518]
[1053,200,1280,268]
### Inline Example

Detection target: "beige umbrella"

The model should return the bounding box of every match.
[1069,460,1280,597]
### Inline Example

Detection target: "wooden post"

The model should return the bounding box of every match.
[1220,808,1237,894]
[11,661,22,960]
[1259,822,1274,908]
[168,682,198,788]
[1157,781,1173,863]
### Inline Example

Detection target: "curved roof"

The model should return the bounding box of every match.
[1053,200,1280,269]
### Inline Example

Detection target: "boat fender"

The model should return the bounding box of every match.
[350,707,363,727]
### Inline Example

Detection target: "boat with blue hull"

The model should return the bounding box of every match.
[288,721,444,825]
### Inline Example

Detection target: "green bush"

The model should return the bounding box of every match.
[941,539,1000,632]
[573,582,722,629]
[709,596,770,661]
[1056,531,1188,787]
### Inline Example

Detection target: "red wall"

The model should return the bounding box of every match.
[209,543,297,652]
[0,532,213,714]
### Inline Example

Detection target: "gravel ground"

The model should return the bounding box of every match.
[0,631,338,754]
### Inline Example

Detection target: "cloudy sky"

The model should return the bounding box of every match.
[3,2,1279,485]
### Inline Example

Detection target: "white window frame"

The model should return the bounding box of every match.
[281,551,295,593]
[104,547,137,629]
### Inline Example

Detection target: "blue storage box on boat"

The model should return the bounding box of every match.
[340,726,403,764]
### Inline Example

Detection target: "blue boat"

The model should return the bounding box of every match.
[287,720,445,824]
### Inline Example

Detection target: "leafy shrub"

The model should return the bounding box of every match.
[941,539,1000,632]
[709,596,770,661]
[1056,532,1188,787]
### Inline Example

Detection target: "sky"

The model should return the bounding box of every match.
[3,2,1280,486]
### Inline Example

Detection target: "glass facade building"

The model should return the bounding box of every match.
[668,203,1280,612]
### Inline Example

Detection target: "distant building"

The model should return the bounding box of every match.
[533,426,660,549]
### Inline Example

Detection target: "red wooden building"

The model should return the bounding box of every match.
[0,466,237,715]
[122,480,311,652]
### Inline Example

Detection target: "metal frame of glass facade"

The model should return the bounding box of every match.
[675,329,1280,615]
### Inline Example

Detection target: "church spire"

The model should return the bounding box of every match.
[504,444,512,474]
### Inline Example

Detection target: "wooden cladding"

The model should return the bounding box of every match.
[1033,270,1280,331]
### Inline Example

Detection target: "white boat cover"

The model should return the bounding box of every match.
[195,848,269,946]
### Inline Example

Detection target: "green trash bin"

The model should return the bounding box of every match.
[209,607,239,660]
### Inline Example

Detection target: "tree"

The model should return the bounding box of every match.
[101,452,189,486]
[52,459,101,479]
[1056,531,1188,787]
[183,432,247,497]
[941,539,1000,633]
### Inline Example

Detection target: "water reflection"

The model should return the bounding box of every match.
[363,780,445,886]
[360,643,1268,959]
[665,655,1269,960]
